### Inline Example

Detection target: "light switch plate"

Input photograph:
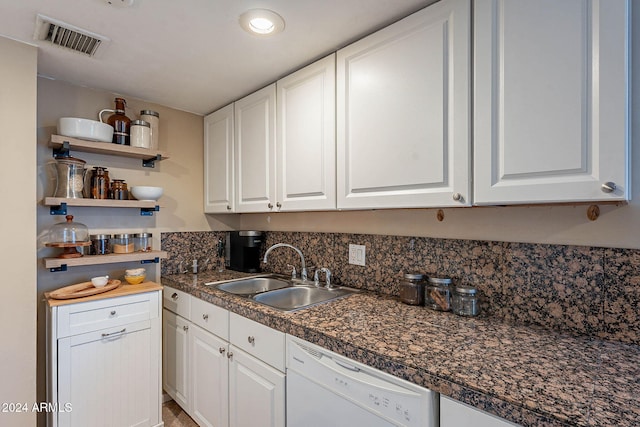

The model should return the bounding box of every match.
[348,244,366,266]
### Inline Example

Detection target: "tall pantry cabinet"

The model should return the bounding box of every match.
[473,0,630,204]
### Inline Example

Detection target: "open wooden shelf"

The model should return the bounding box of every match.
[44,250,168,271]
[49,134,170,166]
[44,197,158,209]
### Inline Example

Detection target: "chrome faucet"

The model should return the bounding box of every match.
[263,243,307,282]
[314,268,332,288]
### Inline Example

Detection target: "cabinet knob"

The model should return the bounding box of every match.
[202,313,209,321]
[227,351,233,360]
[183,325,189,331]
[110,310,116,316]
[452,193,463,202]
[171,293,178,300]
[601,182,617,193]
[267,202,273,209]
[248,336,255,344]
[276,202,282,209]
[219,347,226,354]
[226,205,232,210]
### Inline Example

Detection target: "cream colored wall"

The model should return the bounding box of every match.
[0,37,37,426]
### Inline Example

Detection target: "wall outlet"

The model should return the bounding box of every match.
[349,244,366,266]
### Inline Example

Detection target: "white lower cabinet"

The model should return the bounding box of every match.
[47,290,162,427]
[441,396,519,427]
[162,287,285,427]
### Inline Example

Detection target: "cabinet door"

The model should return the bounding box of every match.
[235,84,277,213]
[473,0,629,204]
[337,0,470,209]
[441,396,519,427]
[190,324,229,427]
[204,104,235,213]
[57,320,158,427]
[276,54,336,211]
[228,347,285,427]
[163,309,190,410]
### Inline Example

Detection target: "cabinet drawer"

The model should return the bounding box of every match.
[191,297,229,340]
[56,292,158,338]
[229,312,285,371]
[163,285,191,319]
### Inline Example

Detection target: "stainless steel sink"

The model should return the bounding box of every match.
[251,285,357,311]
[215,277,292,296]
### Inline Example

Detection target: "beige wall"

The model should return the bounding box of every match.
[0,37,37,426]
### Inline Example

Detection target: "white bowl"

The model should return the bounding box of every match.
[58,117,114,143]
[130,186,163,201]
[91,276,109,288]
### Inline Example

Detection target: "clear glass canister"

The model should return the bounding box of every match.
[90,234,112,255]
[133,233,153,252]
[140,110,159,150]
[452,286,480,317]
[399,273,425,305]
[425,277,452,311]
[130,119,151,149]
[112,233,134,254]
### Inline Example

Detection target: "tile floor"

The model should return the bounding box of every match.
[162,400,198,427]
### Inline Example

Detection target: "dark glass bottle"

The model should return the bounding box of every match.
[106,97,131,145]
[89,167,110,199]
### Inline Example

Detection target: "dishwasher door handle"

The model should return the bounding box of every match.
[334,359,361,372]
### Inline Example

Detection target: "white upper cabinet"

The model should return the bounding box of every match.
[473,0,630,205]
[337,0,471,209]
[204,104,234,213]
[234,84,277,213]
[276,54,336,211]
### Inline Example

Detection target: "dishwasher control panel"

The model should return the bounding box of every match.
[287,336,438,427]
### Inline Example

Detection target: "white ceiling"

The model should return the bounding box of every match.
[0,0,437,115]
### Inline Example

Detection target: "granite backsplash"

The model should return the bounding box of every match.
[161,231,640,346]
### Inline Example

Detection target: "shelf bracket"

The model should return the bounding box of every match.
[50,203,68,216]
[49,264,68,272]
[140,205,160,216]
[52,141,71,158]
[142,154,162,168]
[141,257,160,264]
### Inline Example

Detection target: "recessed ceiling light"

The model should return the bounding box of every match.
[240,9,285,36]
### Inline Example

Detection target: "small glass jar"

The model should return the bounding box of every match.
[133,232,153,252]
[452,286,480,317]
[111,179,128,200]
[130,119,151,149]
[112,233,134,254]
[425,277,452,311]
[90,234,112,255]
[89,167,110,199]
[399,273,425,305]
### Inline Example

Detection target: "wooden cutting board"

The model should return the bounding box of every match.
[48,279,121,300]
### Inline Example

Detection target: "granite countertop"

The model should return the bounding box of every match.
[162,271,640,427]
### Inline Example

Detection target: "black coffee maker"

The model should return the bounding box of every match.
[226,231,264,273]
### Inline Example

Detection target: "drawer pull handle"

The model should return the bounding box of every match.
[102,328,126,338]
[248,336,255,344]
[227,351,233,360]
[110,310,116,316]
[183,325,189,332]
[219,347,226,354]
[203,314,209,321]
[171,293,179,300]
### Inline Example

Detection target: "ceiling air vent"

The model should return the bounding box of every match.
[33,14,110,57]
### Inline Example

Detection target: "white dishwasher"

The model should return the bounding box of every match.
[286,335,439,427]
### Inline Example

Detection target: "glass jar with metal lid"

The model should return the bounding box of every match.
[425,277,452,311]
[133,232,153,252]
[112,233,134,254]
[399,273,425,305]
[140,110,159,150]
[130,119,151,148]
[90,234,112,255]
[452,286,480,317]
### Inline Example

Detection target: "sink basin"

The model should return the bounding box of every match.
[216,277,292,296]
[251,285,357,311]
